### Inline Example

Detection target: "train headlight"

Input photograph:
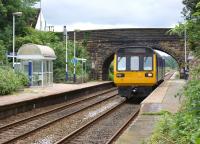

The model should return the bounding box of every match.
[145,73,153,77]
[116,73,125,78]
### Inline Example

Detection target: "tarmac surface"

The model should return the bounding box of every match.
[115,72,186,144]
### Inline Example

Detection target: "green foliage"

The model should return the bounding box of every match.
[0,0,40,52]
[108,62,114,81]
[0,0,91,84]
[168,22,186,36]
[16,27,90,83]
[164,56,178,69]
[15,71,29,86]
[148,70,200,143]
[16,27,59,49]
[0,66,28,95]
[0,40,7,65]
[149,2,200,142]
[182,0,200,19]
[142,110,171,116]
[52,40,90,83]
[170,1,200,56]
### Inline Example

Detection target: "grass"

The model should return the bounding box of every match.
[142,110,171,116]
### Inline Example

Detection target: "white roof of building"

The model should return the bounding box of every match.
[17,43,56,60]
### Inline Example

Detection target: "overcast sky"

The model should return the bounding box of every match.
[36,0,184,31]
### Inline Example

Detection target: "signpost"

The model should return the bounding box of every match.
[63,26,68,81]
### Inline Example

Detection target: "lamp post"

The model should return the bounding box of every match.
[63,26,68,81]
[184,23,189,80]
[12,12,22,69]
[184,24,187,71]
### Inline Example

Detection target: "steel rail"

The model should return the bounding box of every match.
[0,87,116,132]
[2,92,118,144]
[106,107,140,144]
[54,98,126,144]
[164,71,175,80]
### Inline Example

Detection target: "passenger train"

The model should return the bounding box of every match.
[114,46,165,98]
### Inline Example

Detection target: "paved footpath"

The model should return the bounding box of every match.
[0,81,111,107]
[115,73,186,144]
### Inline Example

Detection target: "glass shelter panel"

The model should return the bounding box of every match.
[33,61,42,72]
[22,61,29,75]
[32,60,42,86]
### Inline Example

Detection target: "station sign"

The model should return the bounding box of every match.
[71,58,78,64]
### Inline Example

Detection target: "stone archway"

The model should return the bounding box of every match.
[94,41,184,80]
[67,28,185,80]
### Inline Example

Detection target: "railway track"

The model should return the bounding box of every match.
[0,88,118,144]
[52,72,174,144]
[164,71,175,80]
[0,87,117,131]
[54,101,140,144]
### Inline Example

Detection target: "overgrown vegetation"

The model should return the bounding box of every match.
[0,0,40,53]
[148,1,200,143]
[0,66,28,95]
[149,72,200,143]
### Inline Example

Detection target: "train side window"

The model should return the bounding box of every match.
[144,56,152,70]
[117,56,126,70]
[130,56,139,70]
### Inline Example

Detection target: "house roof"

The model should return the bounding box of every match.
[17,43,56,60]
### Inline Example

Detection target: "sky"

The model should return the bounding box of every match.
[35,0,184,32]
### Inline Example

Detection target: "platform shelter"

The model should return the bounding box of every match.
[17,43,56,87]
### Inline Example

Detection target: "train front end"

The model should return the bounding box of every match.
[114,47,157,98]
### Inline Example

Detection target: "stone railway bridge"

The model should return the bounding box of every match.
[67,28,184,80]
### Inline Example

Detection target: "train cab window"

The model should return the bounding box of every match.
[144,56,152,70]
[130,56,139,71]
[117,56,126,70]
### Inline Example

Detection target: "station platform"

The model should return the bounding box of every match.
[115,72,186,144]
[0,81,113,119]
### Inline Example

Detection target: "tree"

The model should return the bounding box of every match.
[0,0,39,51]
[17,27,90,82]
[182,0,200,19]
[170,1,200,56]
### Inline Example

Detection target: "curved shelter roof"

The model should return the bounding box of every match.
[17,43,56,60]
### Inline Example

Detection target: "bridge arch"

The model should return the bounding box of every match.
[93,42,184,80]
[68,28,185,80]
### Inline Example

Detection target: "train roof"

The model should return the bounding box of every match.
[153,50,162,58]
[117,46,163,57]
[117,46,154,54]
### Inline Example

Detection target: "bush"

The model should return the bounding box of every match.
[0,66,29,95]
[15,71,29,87]
[148,75,200,144]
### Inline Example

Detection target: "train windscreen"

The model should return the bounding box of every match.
[117,56,126,71]
[143,56,153,70]
[117,47,154,71]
